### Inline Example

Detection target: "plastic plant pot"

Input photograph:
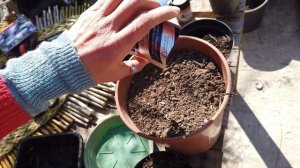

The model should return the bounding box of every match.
[244,0,269,33]
[134,151,193,168]
[209,0,240,15]
[116,36,232,155]
[15,132,83,168]
[180,19,234,54]
[84,115,154,168]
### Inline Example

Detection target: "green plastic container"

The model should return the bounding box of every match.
[84,115,153,168]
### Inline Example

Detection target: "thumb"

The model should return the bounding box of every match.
[120,55,149,78]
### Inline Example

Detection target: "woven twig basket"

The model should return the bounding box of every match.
[37,15,79,42]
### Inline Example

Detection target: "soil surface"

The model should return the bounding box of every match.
[137,152,190,168]
[128,51,225,138]
[202,34,231,58]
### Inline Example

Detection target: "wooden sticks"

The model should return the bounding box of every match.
[34,1,91,31]
[88,87,114,100]
[64,99,94,116]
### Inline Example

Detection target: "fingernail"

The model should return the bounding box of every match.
[135,55,150,63]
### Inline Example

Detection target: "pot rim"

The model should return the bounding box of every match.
[245,0,268,13]
[116,36,232,142]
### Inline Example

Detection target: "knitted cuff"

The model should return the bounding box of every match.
[0,31,96,116]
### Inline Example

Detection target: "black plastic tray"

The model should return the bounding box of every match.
[15,132,83,168]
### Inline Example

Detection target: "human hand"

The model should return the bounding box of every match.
[68,0,179,83]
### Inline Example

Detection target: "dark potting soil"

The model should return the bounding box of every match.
[202,34,231,58]
[128,51,225,138]
[137,153,189,168]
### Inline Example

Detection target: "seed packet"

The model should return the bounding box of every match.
[131,22,181,69]
[0,15,36,54]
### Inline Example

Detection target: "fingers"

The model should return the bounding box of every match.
[111,0,161,30]
[117,6,180,48]
[99,0,123,16]
[119,55,149,79]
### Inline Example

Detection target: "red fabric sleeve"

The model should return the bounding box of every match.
[0,77,32,140]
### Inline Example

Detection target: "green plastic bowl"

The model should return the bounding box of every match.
[84,115,153,168]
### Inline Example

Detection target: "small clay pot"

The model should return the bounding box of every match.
[180,19,234,52]
[209,0,240,15]
[244,0,269,33]
[134,151,192,168]
[116,36,232,155]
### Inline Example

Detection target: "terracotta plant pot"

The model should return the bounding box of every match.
[244,0,268,32]
[209,0,240,15]
[116,36,232,155]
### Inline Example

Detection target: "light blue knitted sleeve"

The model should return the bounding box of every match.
[0,31,96,116]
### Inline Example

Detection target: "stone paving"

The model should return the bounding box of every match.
[222,0,300,167]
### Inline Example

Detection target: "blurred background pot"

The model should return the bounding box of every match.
[116,36,232,155]
[209,0,240,15]
[243,0,269,32]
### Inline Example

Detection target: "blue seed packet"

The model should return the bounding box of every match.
[0,15,36,54]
